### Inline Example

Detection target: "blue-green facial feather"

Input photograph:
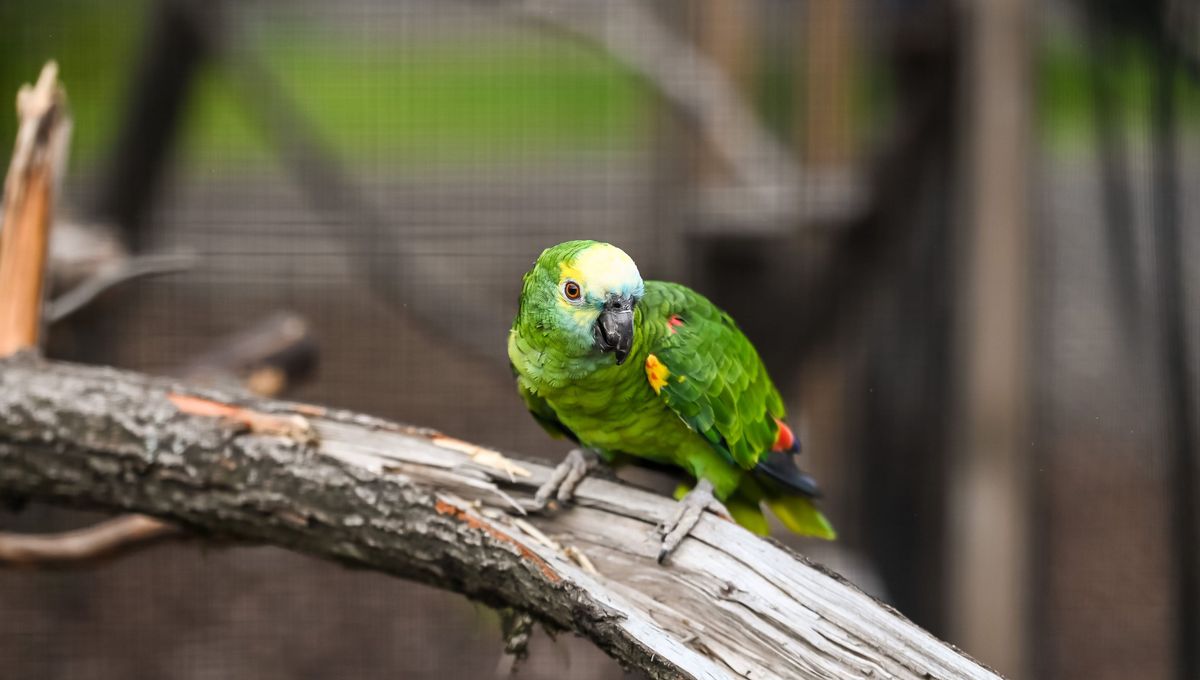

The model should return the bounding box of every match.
[516,240,645,357]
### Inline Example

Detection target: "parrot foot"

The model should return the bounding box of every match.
[533,448,600,510]
[655,479,733,565]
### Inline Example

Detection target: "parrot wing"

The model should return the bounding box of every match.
[642,282,786,470]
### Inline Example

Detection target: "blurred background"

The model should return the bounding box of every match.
[1,0,1198,678]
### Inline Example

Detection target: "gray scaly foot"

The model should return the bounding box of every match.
[656,478,732,564]
[533,448,600,510]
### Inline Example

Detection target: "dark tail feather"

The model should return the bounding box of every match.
[754,450,822,498]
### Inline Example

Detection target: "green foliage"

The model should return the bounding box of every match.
[0,0,149,167]
[182,29,650,168]
[1037,30,1200,148]
[1,6,648,170]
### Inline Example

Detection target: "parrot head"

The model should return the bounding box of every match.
[519,240,645,364]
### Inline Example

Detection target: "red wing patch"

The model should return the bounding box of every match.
[668,315,684,334]
[772,417,796,452]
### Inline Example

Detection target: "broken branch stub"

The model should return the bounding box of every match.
[0,62,71,356]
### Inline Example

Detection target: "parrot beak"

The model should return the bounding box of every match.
[594,294,635,365]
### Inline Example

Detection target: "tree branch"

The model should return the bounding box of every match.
[0,356,999,680]
[0,514,181,567]
[45,252,196,324]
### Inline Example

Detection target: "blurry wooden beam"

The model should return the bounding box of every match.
[791,0,856,570]
[699,0,755,107]
[1149,34,1200,680]
[487,0,819,228]
[801,0,856,167]
[697,0,756,184]
[0,62,69,357]
[949,0,1033,677]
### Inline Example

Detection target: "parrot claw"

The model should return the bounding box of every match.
[655,479,730,564]
[533,448,600,510]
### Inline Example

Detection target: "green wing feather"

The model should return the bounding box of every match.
[643,282,785,470]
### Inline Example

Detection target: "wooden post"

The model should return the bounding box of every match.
[697,0,755,183]
[92,0,214,250]
[801,0,855,167]
[950,0,1033,676]
[1149,37,1200,680]
[0,62,69,356]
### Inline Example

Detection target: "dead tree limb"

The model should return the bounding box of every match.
[0,356,1000,680]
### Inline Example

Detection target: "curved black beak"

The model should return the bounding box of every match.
[594,294,635,364]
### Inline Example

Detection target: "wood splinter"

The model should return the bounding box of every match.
[429,433,531,481]
[166,393,319,447]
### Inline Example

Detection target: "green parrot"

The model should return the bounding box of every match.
[509,240,835,562]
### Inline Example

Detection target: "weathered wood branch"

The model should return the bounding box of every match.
[0,356,1000,680]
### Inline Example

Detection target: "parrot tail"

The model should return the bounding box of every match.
[677,472,837,540]
[754,450,821,498]
[763,494,837,540]
[753,451,837,540]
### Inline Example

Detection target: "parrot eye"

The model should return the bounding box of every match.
[562,280,582,301]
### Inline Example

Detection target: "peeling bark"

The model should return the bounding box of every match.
[0,356,1000,680]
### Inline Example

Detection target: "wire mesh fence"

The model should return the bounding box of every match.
[1,0,1198,678]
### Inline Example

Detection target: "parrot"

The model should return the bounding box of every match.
[508,240,835,563]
